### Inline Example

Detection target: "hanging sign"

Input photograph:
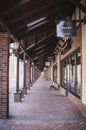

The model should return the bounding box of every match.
[56,20,76,37]
[45,61,50,67]
[47,56,55,62]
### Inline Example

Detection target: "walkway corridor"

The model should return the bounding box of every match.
[0,76,86,130]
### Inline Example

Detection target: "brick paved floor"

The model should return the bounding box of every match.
[0,76,86,130]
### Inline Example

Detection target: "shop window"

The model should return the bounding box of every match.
[76,51,81,96]
[61,49,81,98]
[53,64,57,83]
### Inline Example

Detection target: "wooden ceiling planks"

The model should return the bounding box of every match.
[0,0,78,70]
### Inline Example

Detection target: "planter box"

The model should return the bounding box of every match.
[22,88,27,94]
[14,92,21,102]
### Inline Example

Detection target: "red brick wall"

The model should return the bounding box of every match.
[0,33,9,119]
[32,65,35,83]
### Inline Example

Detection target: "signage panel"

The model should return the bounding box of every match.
[56,20,76,37]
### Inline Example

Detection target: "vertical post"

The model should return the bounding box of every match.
[23,52,26,88]
[51,62,53,81]
[14,44,21,102]
[57,53,60,90]
[22,52,27,94]
[65,58,68,96]
[32,64,34,83]
[31,62,35,84]
[29,59,32,87]
[0,32,9,119]
[26,58,30,90]
[82,24,86,105]
[74,53,77,93]
[30,61,33,86]
[16,49,19,93]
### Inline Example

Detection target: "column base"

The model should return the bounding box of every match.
[14,92,21,102]
[28,87,30,90]
[22,88,27,94]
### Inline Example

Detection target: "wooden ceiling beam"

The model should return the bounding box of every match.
[0,18,17,41]
[33,50,55,62]
[48,6,75,20]
[0,0,31,16]
[22,25,55,39]
[27,42,55,58]
[26,32,55,52]
[13,19,53,33]
[19,32,55,55]
[38,49,55,60]
[8,0,59,25]
[33,45,46,53]
[10,8,57,32]
[34,46,53,56]
[18,22,55,40]
[32,37,56,53]
[9,2,72,32]
[33,57,39,62]
[14,21,55,38]
[17,19,48,39]
[33,42,55,58]
[69,0,86,14]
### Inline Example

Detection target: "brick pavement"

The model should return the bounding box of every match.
[0,76,86,130]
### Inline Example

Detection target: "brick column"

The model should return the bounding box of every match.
[35,68,38,80]
[32,65,34,83]
[34,67,36,81]
[26,58,30,89]
[0,32,9,119]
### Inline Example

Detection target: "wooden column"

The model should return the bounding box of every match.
[57,53,61,85]
[23,52,26,88]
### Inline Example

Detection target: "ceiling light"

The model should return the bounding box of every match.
[27,17,46,27]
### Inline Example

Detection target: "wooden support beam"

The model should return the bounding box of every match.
[8,0,59,25]
[34,44,46,51]
[69,0,86,14]
[0,18,17,41]
[9,2,72,30]
[19,31,55,56]
[16,22,55,40]
[38,49,55,59]
[26,32,55,52]
[0,0,31,16]
[33,45,55,59]
[0,19,27,57]
[17,19,49,39]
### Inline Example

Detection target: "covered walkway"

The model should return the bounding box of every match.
[0,76,86,130]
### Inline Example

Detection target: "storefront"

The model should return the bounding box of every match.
[61,48,81,98]
[53,64,57,83]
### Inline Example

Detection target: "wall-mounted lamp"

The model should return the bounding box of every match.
[44,67,47,70]
[13,42,20,53]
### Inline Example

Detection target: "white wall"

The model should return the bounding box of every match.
[82,24,86,105]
